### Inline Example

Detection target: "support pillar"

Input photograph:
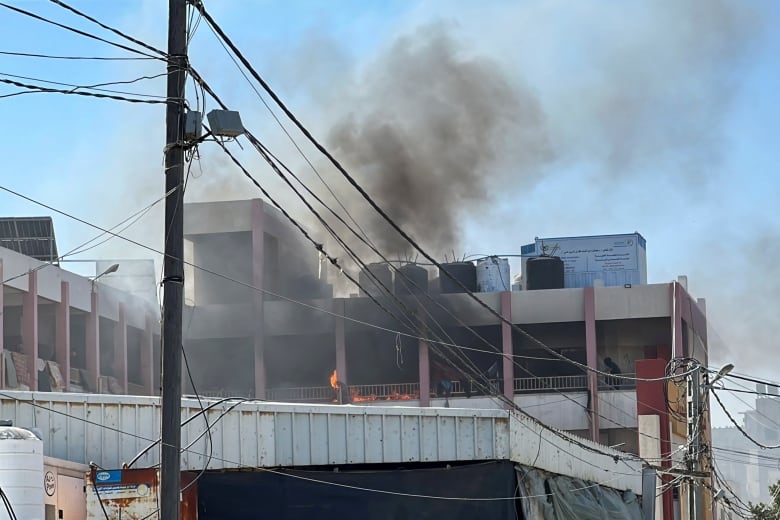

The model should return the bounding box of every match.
[55,281,71,391]
[114,304,127,394]
[418,338,430,407]
[637,359,674,520]
[22,270,38,391]
[584,286,600,441]
[85,290,100,393]
[500,291,514,404]
[0,260,4,389]
[335,299,347,385]
[141,314,155,395]
[672,282,684,358]
[251,199,266,399]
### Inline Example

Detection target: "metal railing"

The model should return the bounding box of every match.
[513,374,588,393]
[597,373,636,390]
[349,382,420,401]
[265,386,331,402]
[266,372,636,404]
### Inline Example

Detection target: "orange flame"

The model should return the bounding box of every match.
[330,370,338,389]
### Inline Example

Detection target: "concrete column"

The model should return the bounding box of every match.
[114,304,127,394]
[0,260,4,389]
[672,282,684,358]
[500,291,514,404]
[335,299,347,385]
[584,286,600,441]
[141,315,155,395]
[85,290,100,392]
[55,281,71,391]
[418,338,430,407]
[636,359,674,520]
[22,270,39,391]
[251,200,266,399]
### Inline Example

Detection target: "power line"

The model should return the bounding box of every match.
[710,387,780,450]
[0,77,171,104]
[0,186,174,286]
[0,50,155,61]
[0,2,163,60]
[0,71,169,99]
[46,0,167,59]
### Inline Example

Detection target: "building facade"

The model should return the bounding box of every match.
[0,246,160,396]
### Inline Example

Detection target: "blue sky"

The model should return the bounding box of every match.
[1,1,779,423]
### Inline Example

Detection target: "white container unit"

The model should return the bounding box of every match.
[476,256,511,292]
[0,426,44,520]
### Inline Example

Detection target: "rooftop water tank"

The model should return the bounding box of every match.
[359,263,393,298]
[0,426,44,520]
[439,262,477,294]
[526,256,565,290]
[476,257,511,293]
[394,264,428,295]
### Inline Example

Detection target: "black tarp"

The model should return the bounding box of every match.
[197,461,518,520]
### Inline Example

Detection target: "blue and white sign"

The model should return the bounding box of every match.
[95,470,123,484]
[523,233,647,288]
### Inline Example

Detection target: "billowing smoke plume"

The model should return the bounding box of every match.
[324,25,552,256]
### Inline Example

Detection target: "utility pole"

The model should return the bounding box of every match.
[686,361,704,520]
[161,0,187,518]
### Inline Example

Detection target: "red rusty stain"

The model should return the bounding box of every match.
[88,468,198,519]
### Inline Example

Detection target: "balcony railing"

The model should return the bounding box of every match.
[264,372,637,404]
[597,373,636,390]
[513,374,588,393]
[265,386,331,402]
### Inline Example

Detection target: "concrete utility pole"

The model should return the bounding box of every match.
[160,0,187,518]
[686,362,704,520]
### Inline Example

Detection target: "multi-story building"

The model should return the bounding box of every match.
[0,207,711,441]
[0,217,160,396]
[713,388,780,505]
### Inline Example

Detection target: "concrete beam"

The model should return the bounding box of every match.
[142,315,155,395]
[584,286,600,441]
[85,290,100,392]
[335,299,347,386]
[251,199,266,399]
[114,304,127,394]
[22,270,39,391]
[500,291,514,404]
[672,282,684,358]
[418,337,430,407]
[55,281,71,390]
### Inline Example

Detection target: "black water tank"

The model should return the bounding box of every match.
[359,263,393,297]
[439,262,477,294]
[526,256,565,290]
[394,264,428,295]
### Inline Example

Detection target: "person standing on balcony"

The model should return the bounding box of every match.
[604,357,623,389]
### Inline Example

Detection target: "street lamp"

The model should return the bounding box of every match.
[91,263,119,290]
[709,363,734,387]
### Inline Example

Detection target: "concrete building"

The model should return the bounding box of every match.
[0,244,160,397]
[713,388,780,505]
[0,202,718,518]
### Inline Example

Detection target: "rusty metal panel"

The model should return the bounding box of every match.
[85,468,197,520]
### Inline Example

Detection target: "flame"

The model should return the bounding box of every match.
[330,370,338,389]
[350,387,377,402]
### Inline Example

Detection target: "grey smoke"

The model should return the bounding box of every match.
[325,24,552,256]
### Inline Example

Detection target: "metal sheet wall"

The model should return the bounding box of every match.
[0,392,509,471]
